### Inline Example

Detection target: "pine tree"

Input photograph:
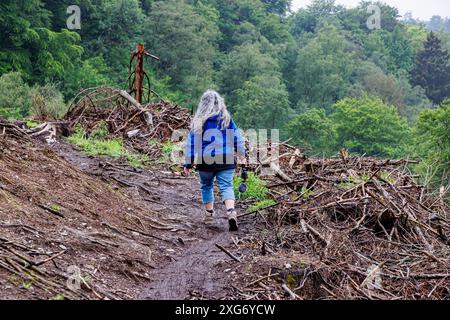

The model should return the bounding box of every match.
[411,32,450,104]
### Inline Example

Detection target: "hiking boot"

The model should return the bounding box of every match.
[227,210,238,232]
[204,209,215,225]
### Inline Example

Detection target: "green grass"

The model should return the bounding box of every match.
[247,199,276,213]
[338,173,371,189]
[299,186,315,200]
[157,140,185,164]
[67,126,148,168]
[380,171,395,184]
[234,172,269,200]
[25,119,40,128]
[50,204,62,212]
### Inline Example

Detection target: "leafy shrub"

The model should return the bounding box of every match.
[285,108,336,155]
[29,83,67,120]
[0,72,31,119]
[234,172,269,200]
[63,56,111,100]
[333,97,411,157]
[414,99,450,190]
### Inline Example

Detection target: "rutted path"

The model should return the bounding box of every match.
[53,141,247,299]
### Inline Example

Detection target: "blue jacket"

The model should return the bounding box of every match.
[184,115,246,171]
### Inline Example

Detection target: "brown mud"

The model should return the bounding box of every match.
[0,124,244,299]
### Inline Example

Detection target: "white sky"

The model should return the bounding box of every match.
[291,0,450,20]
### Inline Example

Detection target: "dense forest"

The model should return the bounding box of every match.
[0,0,449,190]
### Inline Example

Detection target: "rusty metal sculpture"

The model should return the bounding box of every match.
[128,43,160,104]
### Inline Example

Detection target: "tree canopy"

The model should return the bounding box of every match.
[0,0,449,189]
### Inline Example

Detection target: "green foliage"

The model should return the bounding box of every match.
[414,99,450,187]
[289,0,342,37]
[285,108,336,154]
[234,172,269,200]
[32,28,84,82]
[217,43,281,108]
[293,24,356,112]
[299,185,315,200]
[351,63,432,123]
[338,173,370,189]
[159,140,176,163]
[88,0,146,86]
[333,97,411,157]
[67,126,148,168]
[234,75,293,129]
[0,0,51,77]
[90,121,109,140]
[211,0,267,51]
[381,25,416,73]
[261,0,291,16]
[30,83,67,120]
[411,32,450,105]
[26,120,40,128]
[247,199,276,213]
[50,204,62,212]
[0,72,31,119]
[145,0,219,106]
[63,56,111,100]
[146,72,187,105]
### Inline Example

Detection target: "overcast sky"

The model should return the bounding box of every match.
[291,0,450,20]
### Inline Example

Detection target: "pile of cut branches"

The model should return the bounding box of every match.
[0,119,178,300]
[236,146,450,300]
[64,87,191,159]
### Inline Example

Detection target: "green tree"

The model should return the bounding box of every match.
[209,0,266,51]
[261,0,291,16]
[30,83,67,120]
[356,1,400,32]
[411,32,450,105]
[293,24,356,112]
[362,31,395,72]
[351,63,431,122]
[145,0,219,105]
[382,24,416,73]
[333,97,410,157]
[0,0,83,85]
[289,0,342,37]
[233,75,292,129]
[0,72,32,119]
[63,56,111,99]
[217,43,281,108]
[414,99,450,188]
[32,28,83,83]
[285,108,336,154]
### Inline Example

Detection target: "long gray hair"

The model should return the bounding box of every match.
[191,90,231,133]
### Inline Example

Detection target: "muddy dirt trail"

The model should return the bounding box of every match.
[53,142,248,299]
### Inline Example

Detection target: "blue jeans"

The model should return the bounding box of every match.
[198,169,235,204]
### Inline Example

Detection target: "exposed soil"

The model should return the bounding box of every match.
[0,126,246,299]
[55,141,252,300]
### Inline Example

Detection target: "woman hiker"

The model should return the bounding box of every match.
[184,90,246,231]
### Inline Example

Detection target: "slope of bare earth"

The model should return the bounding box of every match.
[0,121,245,300]
[0,126,175,299]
